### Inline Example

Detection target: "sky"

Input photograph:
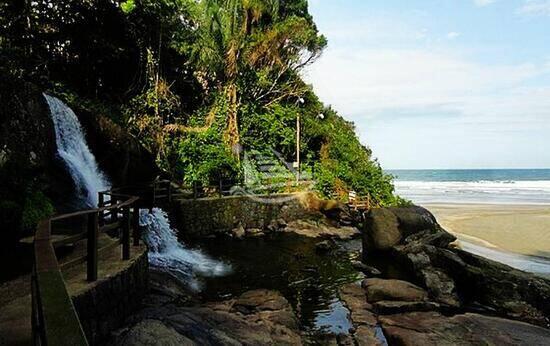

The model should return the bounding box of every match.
[304,0,550,169]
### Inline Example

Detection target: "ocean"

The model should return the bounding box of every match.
[387,169,550,205]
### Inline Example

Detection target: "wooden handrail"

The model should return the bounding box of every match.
[32,188,142,346]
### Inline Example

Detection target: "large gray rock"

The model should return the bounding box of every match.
[109,287,302,346]
[362,278,428,303]
[363,206,453,254]
[109,320,196,346]
[379,311,550,346]
[363,208,401,251]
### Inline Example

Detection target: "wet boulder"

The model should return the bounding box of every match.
[379,311,550,346]
[362,206,452,254]
[362,278,428,303]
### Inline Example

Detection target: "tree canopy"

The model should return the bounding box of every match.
[1,0,403,206]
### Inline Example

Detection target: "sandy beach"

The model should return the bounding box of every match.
[424,203,550,259]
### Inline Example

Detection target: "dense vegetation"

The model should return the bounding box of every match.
[0,0,404,208]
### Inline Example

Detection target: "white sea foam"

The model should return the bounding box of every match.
[395,180,550,204]
[141,208,231,290]
[457,241,550,275]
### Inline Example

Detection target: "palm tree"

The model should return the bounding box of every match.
[190,0,280,155]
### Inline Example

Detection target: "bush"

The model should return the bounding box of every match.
[21,190,55,231]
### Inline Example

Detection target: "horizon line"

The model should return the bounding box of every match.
[384,168,550,171]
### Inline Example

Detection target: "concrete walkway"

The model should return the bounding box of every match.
[0,235,146,345]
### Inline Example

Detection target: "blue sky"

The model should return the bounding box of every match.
[305,0,550,169]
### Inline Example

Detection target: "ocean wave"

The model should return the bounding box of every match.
[394,180,550,204]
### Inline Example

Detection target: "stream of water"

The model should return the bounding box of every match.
[44,94,110,207]
[45,94,230,288]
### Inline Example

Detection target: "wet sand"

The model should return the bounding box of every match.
[424,203,550,259]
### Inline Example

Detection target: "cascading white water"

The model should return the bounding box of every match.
[141,208,231,290]
[45,94,229,288]
[44,94,110,207]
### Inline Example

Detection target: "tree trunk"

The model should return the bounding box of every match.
[224,82,240,158]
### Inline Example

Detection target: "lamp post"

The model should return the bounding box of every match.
[296,98,305,182]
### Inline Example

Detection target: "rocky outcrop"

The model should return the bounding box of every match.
[362,206,451,253]
[109,274,303,346]
[379,312,550,346]
[0,74,71,240]
[340,278,550,346]
[109,319,195,346]
[339,283,381,346]
[75,107,159,187]
[362,206,550,328]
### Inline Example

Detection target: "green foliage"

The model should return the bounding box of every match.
[174,100,241,184]
[2,0,406,206]
[121,0,136,14]
[21,190,55,231]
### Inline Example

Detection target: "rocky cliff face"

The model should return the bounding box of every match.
[75,107,159,187]
[362,206,550,328]
[0,74,67,242]
[0,74,159,242]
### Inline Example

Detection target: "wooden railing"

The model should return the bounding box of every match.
[30,176,312,345]
[31,190,140,346]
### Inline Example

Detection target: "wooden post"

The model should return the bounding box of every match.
[219,177,223,197]
[112,199,119,222]
[193,182,198,199]
[87,212,99,282]
[167,181,172,203]
[122,207,130,260]
[98,193,104,225]
[132,207,140,246]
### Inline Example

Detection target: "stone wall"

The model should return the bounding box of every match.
[172,193,322,237]
[71,250,149,345]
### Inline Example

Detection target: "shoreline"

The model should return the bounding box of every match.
[424,203,550,258]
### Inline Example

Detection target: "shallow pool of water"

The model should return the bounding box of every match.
[188,233,362,334]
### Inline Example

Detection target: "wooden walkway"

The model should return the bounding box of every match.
[0,235,146,345]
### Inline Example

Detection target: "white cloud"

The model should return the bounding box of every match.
[517,0,550,16]
[474,0,497,7]
[305,47,547,119]
[305,2,550,168]
[447,31,461,39]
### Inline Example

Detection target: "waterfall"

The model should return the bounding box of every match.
[45,94,229,288]
[44,94,110,207]
[141,208,231,290]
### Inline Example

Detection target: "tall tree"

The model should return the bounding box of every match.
[179,0,325,155]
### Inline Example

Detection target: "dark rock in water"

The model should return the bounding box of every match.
[373,300,440,314]
[245,228,264,237]
[362,278,428,303]
[351,261,382,277]
[230,224,245,239]
[108,319,195,346]
[315,240,334,253]
[276,218,288,229]
[338,284,381,346]
[379,311,550,346]
[231,289,292,316]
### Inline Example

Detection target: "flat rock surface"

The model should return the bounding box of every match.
[285,220,360,240]
[339,283,382,346]
[379,311,550,346]
[110,289,302,346]
[363,278,428,303]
